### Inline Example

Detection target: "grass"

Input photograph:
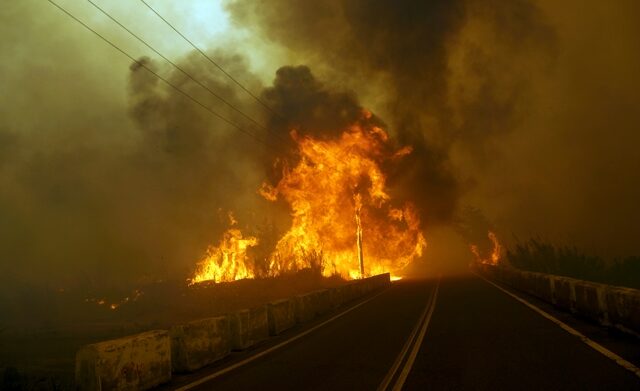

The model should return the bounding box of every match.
[506,238,640,289]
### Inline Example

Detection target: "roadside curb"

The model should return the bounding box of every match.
[74,273,391,390]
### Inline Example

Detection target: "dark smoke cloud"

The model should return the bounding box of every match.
[0,2,274,288]
[254,64,460,225]
[1,0,639,297]
[226,0,554,227]
[0,0,556,289]
[227,0,640,261]
[262,65,370,141]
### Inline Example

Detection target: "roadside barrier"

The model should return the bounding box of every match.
[75,330,171,391]
[75,273,391,390]
[476,264,640,336]
[170,316,230,373]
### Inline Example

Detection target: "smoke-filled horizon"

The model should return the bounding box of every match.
[1,0,639,288]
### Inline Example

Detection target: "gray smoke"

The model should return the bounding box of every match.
[1,0,639,294]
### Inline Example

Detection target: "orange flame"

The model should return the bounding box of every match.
[264,121,426,279]
[192,228,259,283]
[85,289,144,310]
[488,231,502,265]
[470,231,502,265]
[192,115,426,283]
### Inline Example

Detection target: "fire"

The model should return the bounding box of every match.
[191,228,259,284]
[488,231,502,265]
[192,113,426,283]
[470,231,502,265]
[355,193,364,278]
[85,289,144,311]
[263,122,425,279]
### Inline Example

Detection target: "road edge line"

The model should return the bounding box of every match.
[174,288,390,390]
[475,272,640,379]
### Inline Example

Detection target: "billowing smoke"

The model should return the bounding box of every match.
[225,0,555,228]
[0,2,274,288]
[226,0,640,260]
[1,0,639,295]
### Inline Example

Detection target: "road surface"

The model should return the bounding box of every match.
[163,273,640,390]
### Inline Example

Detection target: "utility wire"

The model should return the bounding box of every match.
[49,1,353,182]
[86,0,286,143]
[138,0,286,121]
[46,0,279,151]
[134,1,346,168]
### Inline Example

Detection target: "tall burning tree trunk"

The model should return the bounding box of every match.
[355,194,364,278]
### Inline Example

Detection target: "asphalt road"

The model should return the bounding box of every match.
[169,274,640,390]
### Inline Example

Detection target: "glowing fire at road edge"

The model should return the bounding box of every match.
[470,231,502,266]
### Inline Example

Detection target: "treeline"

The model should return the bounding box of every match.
[506,238,640,289]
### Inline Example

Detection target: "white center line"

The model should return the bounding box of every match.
[379,277,441,391]
[393,279,440,390]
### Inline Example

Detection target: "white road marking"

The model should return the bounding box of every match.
[393,279,440,390]
[378,277,441,391]
[377,288,433,390]
[174,288,390,390]
[476,272,640,379]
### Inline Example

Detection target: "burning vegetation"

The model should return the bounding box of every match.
[84,289,144,311]
[193,113,426,283]
[470,231,503,266]
[191,219,259,284]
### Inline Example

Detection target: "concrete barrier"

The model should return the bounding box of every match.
[478,264,640,335]
[354,279,370,296]
[328,286,344,310]
[606,286,640,333]
[294,289,331,324]
[338,273,390,305]
[75,330,171,391]
[553,277,575,311]
[360,279,373,294]
[267,298,296,335]
[230,306,269,351]
[342,283,358,303]
[74,273,393,389]
[294,292,316,323]
[366,273,391,290]
[333,284,350,305]
[574,282,606,323]
[292,276,389,325]
[170,316,230,373]
[530,273,553,302]
[312,289,331,316]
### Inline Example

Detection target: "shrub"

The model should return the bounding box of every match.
[507,238,639,289]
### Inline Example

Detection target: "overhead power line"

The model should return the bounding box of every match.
[138,0,286,121]
[134,1,350,176]
[134,2,351,173]
[86,0,286,143]
[46,0,279,151]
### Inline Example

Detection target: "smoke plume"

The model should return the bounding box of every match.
[226,0,640,260]
[1,0,639,293]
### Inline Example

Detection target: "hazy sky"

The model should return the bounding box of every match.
[1,0,639,286]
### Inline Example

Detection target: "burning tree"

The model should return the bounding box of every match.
[470,231,503,266]
[193,111,426,283]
